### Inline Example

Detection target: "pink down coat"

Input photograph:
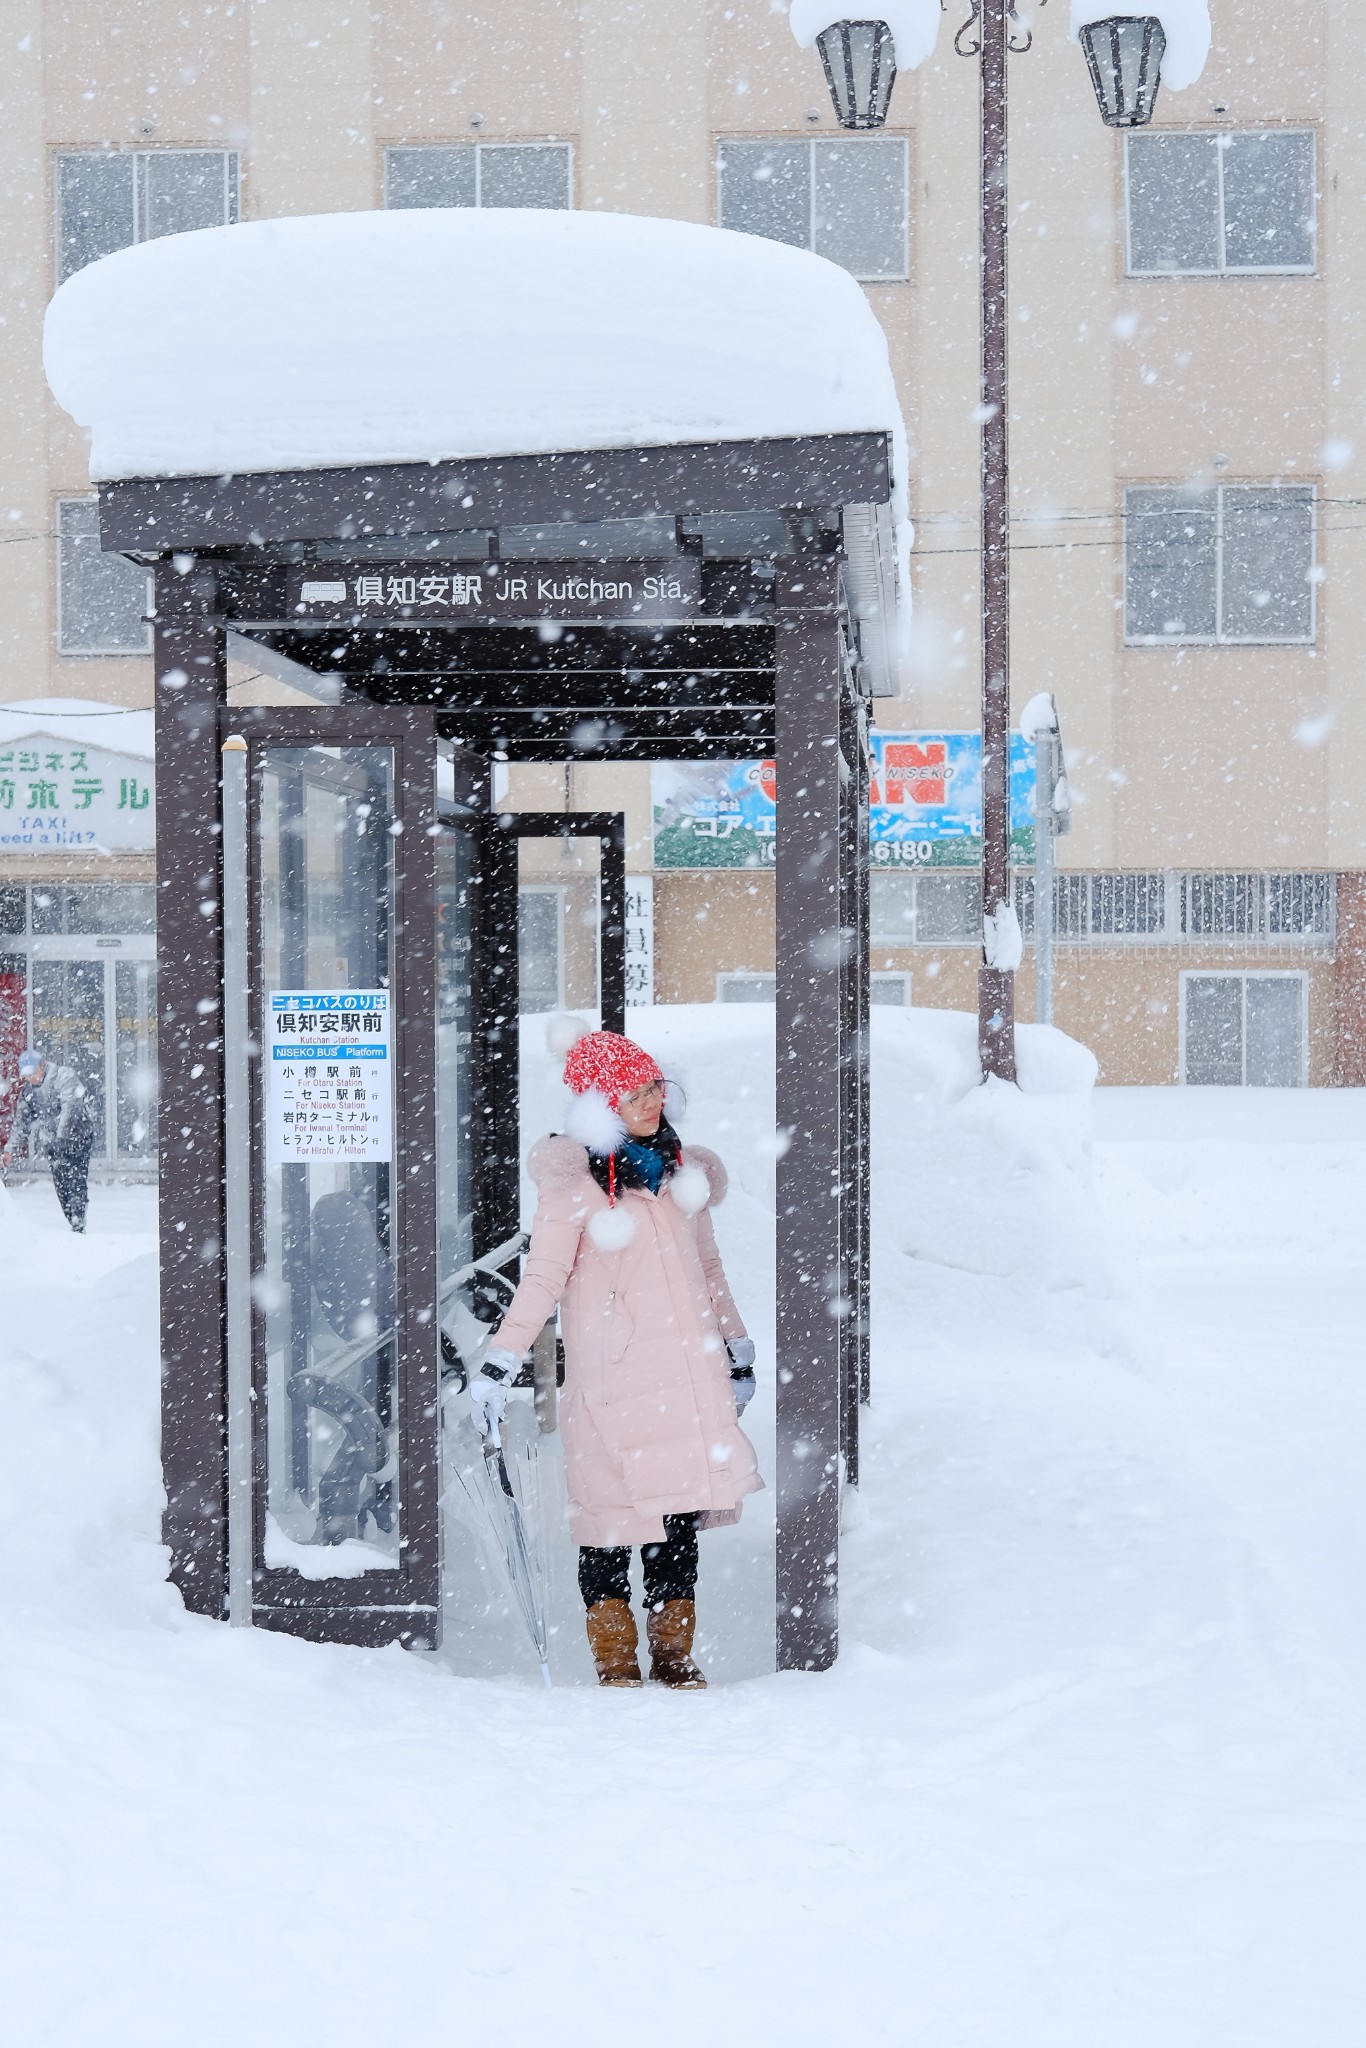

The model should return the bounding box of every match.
[490,1136,764,1549]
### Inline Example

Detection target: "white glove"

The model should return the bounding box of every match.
[468,1373,509,1433]
[468,1345,521,1432]
[727,1338,757,1417]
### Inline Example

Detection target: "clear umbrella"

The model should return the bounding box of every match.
[449,1408,553,1688]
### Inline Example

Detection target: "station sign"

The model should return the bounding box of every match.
[652,733,1037,870]
[285,559,703,626]
[0,737,154,854]
[266,991,393,1164]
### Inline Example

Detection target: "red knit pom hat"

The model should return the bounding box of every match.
[562,1030,662,1110]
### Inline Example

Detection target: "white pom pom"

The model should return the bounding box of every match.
[565,1089,626,1156]
[588,1203,637,1250]
[669,1163,711,1216]
[546,1012,594,1062]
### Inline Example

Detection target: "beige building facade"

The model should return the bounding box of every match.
[0,0,1362,1093]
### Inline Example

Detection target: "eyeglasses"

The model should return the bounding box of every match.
[620,1079,664,1107]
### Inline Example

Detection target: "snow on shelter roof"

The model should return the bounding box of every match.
[43,208,908,501]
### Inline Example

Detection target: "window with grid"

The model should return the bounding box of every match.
[56,499,153,656]
[55,150,239,283]
[384,144,572,211]
[1014,872,1166,941]
[716,137,908,281]
[1125,130,1315,275]
[1125,485,1314,644]
[1182,873,1335,939]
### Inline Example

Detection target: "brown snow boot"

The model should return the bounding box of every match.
[585,1599,643,1687]
[646,1599,707,1689]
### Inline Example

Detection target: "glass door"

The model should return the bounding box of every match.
[237,706,440,1646]
[113,958,158,1159]
[27,958,106,1151]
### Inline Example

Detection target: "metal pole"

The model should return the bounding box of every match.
[774,551,844,1673]
[978,0,1018,1081]
[221,734,254,1627]
[1034,729,1055,1026]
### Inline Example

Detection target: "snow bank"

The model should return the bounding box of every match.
[0,1188,167,1626]
[1071,0,1211,93]
[524,1002,1111,1336]
[43,209,907,498]
[9,1033,1366,2043]
[789,0,943,72]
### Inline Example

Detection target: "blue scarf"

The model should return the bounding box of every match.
[620,1136,667,1195]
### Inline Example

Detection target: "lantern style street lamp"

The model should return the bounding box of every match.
[1078,17,1168,127]
[814,19,899,128]
[804,9,1169,1079]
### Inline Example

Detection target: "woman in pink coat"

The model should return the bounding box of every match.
[468,1028,762,1689]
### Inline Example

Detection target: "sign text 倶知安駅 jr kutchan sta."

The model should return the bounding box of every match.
[651,734,1036,870]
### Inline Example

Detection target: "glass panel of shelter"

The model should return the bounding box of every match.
[256,745,402,1570]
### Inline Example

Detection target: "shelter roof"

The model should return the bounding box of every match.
[44,209,907,503]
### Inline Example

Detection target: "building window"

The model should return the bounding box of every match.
[1016,871,1168,940]
[1182,872,1334,940]
[55,150,239,283]
[1125,130,1315,275]
[870,971,911,1005]
[384,144,572,212]
[870,871,978,945]
[56,499,152,656]
[716,137,909,281]
[1124,485,1315,645]
[1182,972,1306,1086]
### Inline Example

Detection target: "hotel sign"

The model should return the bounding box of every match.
[0,737,154,854]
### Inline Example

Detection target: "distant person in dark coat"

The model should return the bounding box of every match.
[1,1048,95,1232]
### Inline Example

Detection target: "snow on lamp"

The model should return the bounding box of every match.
[1077,16,1167,126]
[814,20,899,129]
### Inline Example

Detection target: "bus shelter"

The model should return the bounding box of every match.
[52,210,904,1673]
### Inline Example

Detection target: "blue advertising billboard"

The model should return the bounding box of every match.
[651,734,1035,870]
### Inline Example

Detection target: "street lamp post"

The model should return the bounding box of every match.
[801,9,1170,1080]
[974,0,1016,1078]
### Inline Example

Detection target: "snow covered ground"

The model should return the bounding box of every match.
[3,1016,1365,2045]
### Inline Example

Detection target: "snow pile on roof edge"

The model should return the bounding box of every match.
[789,0,943,71]
[0,699,154,761]
[43,208,908,508]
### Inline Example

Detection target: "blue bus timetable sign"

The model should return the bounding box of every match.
[266,990,393,1164]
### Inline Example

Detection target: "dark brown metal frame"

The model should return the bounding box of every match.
[131,433,882,1672]
[468,809,628,1262]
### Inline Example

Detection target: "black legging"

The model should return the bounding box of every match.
[578,1512,700,1611]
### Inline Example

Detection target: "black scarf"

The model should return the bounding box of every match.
[586,1114,683,1200]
